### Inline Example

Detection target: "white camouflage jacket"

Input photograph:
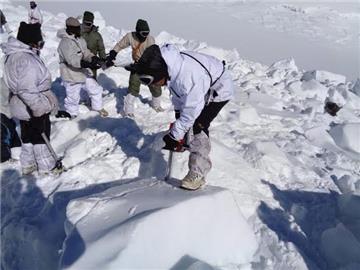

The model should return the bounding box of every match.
[28,6,43,25]
[160,44,234,140]
[57,29,93,83]
[1,36,58,120]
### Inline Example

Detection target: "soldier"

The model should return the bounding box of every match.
[106,19,163,117]
[57,17,108,118]
[132,44,234,190]
[81,11,106,80]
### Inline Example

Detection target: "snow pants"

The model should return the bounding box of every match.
[63,78,103,117]
[19,114,55,173]
[189,100,229,177]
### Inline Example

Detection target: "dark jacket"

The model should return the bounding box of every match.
[81,26,106,60]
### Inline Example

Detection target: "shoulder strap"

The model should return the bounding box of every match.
[181,52,213,86]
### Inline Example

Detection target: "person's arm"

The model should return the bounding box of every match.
[97,33,106,60]
[112,32,131,53]
[171,76,209,140]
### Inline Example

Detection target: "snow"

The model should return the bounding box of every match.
[1,1,360,270]
[60,179,257,270]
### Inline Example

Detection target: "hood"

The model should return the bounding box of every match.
[0,36,34,56]
[160,44,183,83]
[56,28,76,40]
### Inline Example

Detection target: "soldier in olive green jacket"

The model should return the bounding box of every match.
[81,11,106,79]
[105,19,163,117]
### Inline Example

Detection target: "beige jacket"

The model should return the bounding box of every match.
[57,29,93,83]
[113,32,155,62]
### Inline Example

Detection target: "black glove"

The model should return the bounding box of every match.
[89,56,102,69]
[175,110,180,120]
[105,50,117,68]
[80,59,91,68]
[124,64,137,72]
[107,50,117,62]
[162,133,179,151]
[81,56,102,70]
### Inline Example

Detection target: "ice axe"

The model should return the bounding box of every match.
[41,132,64,171]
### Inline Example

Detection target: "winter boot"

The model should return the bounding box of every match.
[181,171,205,190]
[123,94,136,117]
[150,96,164,112]
[20,143,37,175]
[33,144,56,175]
[97,108,109,117]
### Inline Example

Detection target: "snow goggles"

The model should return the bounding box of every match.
[83,21,93,27]
[138,31,149,38]
[138,74,154,86]
[38,40,45,49]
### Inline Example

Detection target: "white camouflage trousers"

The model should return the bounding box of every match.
[188,131,212,177]
[21,143,55,173]
[63,78,103,116]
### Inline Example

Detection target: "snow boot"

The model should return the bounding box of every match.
[181,171,205,190]
[97,108,109,117]
[123,93,136,117]
[150,96,164,112]
[20,143,37,175]
[22,164,37,175]
[33,144,56,175]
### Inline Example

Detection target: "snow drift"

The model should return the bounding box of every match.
[60,179,257,270]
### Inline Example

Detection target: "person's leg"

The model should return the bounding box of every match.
[19,120,37,174]
[64,82,82,117]
[84,77,108,116]
[182,101,229,189]
[124,73,141,116]
[149,85,163,112]
[29,114,56,174]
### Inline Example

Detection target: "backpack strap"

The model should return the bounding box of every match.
[181,52,226,105]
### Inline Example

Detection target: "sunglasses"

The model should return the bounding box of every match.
[83,21,93,27]
[138,74,154,86]
[139,31,149,38]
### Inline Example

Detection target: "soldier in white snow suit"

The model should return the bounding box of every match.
[1,22,59,175]
[105,19,163,117]
[133,44,234,190]
[28,1,43,25]
[57,17,108,118]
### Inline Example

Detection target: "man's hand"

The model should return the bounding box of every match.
[81,56,102,70]
[163,133,181,151]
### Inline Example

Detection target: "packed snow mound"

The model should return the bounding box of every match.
[60,179,258,270]
[329,123,360,154]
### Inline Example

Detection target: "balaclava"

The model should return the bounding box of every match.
[135,19,150,43]
[30,1,37,9]
[136,44,169,84]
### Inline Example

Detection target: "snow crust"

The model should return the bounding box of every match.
[1,1,360,270]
